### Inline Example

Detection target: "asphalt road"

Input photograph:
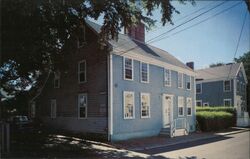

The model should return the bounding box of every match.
[142,131,250,159]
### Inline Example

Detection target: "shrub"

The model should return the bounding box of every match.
[196,111,234,131]
[196,106,236,114]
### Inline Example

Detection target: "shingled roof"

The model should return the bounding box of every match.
[195,63,241,81]
[85,19,193,71]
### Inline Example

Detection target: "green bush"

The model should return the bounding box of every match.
[196,106,236,114]
[196,111,234,131]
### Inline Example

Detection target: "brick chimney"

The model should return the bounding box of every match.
[186,62,194,70]
[125,22,145,42]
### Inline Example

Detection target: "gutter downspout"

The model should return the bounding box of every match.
[108,53,113,141]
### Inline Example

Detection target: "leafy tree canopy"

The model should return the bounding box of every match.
[209,62,225,68]
[0,0,194,98]
[234,51,250,81]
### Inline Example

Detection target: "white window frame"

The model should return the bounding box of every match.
[123,91,135,119]
[187,97,192,116]
[78,93,88,119]
[224,99,232,107]
[140,62,149,83]
[186,75,191,90]
[123,57,134,81]
[54,72,60,88]
[178,96,184,117]
[223,80,231,92]
[78,60,87,83]
[203,102,209,106]
[196,100,202,107]
[164,69,171,87]
[196,83,202,94]
[51,99,57,118]
[140,93,150,118]
[178,72,183,88]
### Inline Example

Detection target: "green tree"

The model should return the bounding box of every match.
[209,62,225,68]
[234,51,250,113]
[0,0,195,99]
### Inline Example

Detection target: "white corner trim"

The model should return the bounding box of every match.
[233,78,237,107]
[113,51,196,76]
[108,54,113,137]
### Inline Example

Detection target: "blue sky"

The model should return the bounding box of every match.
[146,1,250,69]
[93,1,250,69]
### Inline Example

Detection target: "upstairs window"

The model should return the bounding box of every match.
[196,83,202,94]
[141,62,149,83]
[124,91,135,119]
[237,80,240,92]
[224,80,231,92]
[178,72,183,88]
[78,60,86,83]
[164,69,171,86]
[141,93,150,118]
[178,96,184,116]
[54,72,60,88]
[78,94,87,118]
[124,58,133,80]
[186,75,191,90]
[187,98,192,116]
[78,24,86,48]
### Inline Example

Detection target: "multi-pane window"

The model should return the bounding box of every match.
[178,96,184,116]
[78,25,86,48]
[78,60,86,83]
[54,72,60,88]
[196,100,202,107]
[196,84,202,94]
[124,91,135,119]
[186,75,191,90]
[141,93,150,118]
[178,73,183,88]
[78,94,87,118]
[224,80,231,92]
[164,69,171,86]
[187,98,192,116]
[141,62,149,83]
[237,80,240,92]
[124,58,133,80]
[224,99,231,107]
[51,99,57,118]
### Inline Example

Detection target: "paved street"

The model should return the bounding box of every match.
[142,131,250,159]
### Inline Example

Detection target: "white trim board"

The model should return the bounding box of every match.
[112,51,196,76]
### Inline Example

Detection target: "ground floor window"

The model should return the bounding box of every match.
[124,91,135,119]
[187,98,192,116]
[224,99,232,107]
[51,99,56,118]
[178,96,184,116]
[141,93,150,118]
[196,100,202,107]
[78,94,87,118]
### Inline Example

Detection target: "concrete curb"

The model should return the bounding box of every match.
[130,128,250,151]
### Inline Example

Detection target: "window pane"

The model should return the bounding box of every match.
[224,80,230,91]
[165,69,171,86]
[124,92,134,118]
[178,107,183,116]
[80,107,86,118]
[196,84,201,93]
[125,58,133,80]
[178,73,183,88]
[187,107,192,115]
[79,72,86,82]
[141,63,148,82]
[141,94,150,117]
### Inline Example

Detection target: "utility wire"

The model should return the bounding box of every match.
[152,2,242,43]
[227,9,248,79]
[115,1,230,56]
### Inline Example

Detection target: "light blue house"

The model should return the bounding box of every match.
[195,63,249,126]
[35,20,196,141]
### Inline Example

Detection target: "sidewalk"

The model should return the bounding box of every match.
[112,127,250,151]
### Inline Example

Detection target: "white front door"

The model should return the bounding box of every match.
[163,94,173,128]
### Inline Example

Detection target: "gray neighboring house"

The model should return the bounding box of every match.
[33,20,196,141]
[195,63,249,126]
